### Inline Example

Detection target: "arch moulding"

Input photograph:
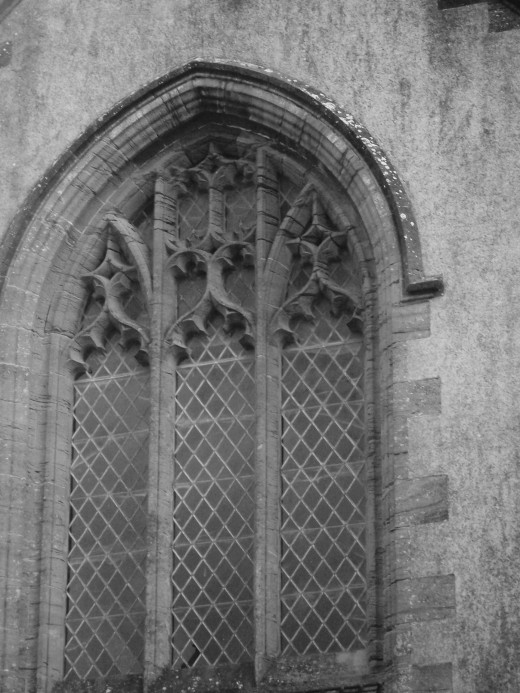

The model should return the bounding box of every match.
[0,59,442,298]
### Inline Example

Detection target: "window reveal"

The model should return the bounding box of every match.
[66,141,367,681]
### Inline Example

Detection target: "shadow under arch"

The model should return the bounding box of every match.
[0,59,444,693]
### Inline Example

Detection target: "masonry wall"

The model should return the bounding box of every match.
[0,1,520,692]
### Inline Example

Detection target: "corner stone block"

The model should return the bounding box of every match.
[395,475,449,526]
[394,378,441,418]
[393,300,431,341]
[411,663,453,692]
[394,574,456,625]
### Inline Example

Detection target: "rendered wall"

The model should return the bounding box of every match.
[0,1,519,692]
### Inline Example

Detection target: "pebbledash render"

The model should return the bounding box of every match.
[1,2,520,693]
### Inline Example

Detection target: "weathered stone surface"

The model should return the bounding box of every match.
[395,475,449,526]
[393,575,456,624]
[0,1,519,691]
[394,378,442,418]
[411,663,453,692]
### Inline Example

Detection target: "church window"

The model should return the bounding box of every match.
[63,133,373,688]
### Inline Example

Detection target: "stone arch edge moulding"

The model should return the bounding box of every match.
[0,58,443,298]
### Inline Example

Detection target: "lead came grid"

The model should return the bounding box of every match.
[280,310,367,656]
[172,325,256,667]
[170,176,257,667]
[65,339,150,679]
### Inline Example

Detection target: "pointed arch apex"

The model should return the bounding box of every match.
[0,59,443,303]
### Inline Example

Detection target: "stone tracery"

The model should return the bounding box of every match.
[65,140,369,683]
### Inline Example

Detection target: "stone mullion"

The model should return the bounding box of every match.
[37,334,74,692]
[208,182,225,240]
[143,176,177,682]
[254,148,283,681]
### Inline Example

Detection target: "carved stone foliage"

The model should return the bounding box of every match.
[70,146,362,370]
[70,144,362,365]
[271,187,363,346]
[163,145,257,358]
[70,226,151,374]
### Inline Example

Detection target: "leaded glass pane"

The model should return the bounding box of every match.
[172,313,255,666]
[169,174,256,668]
[65,335,150,680]
[280,282,367,655]
[172,324,255,666]
[179,186,209,243]
[225,185,256,235]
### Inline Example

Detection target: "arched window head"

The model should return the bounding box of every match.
[64,133,374,689]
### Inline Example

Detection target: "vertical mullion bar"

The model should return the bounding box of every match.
[254,148,284,681]
[208,184,225,239]
[144,175,178,681]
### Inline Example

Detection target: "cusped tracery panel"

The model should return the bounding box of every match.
[65,242,151,680]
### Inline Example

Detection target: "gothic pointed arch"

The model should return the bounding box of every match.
[0,61,443,693]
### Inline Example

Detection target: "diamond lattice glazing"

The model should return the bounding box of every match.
[171,183,256,667]
[65,336,150,679]
[179,187,209,244]
[280,298,367,656]
[172,319,256,667]
[225,185,256,236]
